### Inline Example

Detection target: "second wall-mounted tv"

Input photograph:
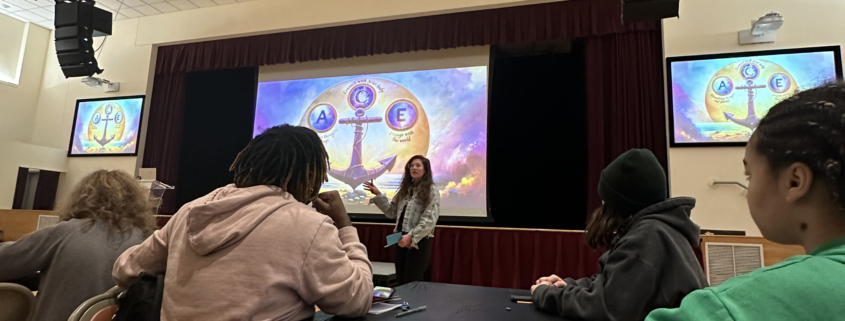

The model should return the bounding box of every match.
[68,95,145,157]
[667,46,842,147]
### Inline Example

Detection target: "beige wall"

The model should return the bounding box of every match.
[0,15,27,85]
[0,22,49,144]
[663,0,845,236]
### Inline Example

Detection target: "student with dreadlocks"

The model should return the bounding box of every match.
[648,82,845,320]
[113,125,374,320]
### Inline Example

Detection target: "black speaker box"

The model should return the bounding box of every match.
[622,0,679,23]
[54,1,112,78]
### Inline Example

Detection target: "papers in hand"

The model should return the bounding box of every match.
[385,232,403,248]
[368,303,402,315]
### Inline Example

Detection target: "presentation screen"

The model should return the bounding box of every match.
[667,46,842,146]
[68,95,145,157]
[255,66,488,217]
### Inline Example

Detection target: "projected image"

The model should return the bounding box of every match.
[255,67,488,216]
[69,96,144,156]
[668,48,841,145]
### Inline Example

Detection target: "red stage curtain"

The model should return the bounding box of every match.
[153,0,656,75]
[584,30,667,213]
[141,73,187,214]
[355,223,603,289]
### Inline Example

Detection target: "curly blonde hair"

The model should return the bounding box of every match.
[57,170,156,234]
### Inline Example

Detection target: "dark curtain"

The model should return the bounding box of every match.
[175,68,258,209]
[584,30,667,215]
[488,48,587,229]
[141,73,187,214]
[32,170,61,210]
[153,0,656,75]
[11,167,27,209]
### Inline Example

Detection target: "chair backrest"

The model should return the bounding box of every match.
[68,287,120,321]
[0,282,35,321]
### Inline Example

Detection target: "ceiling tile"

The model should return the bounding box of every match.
[96,0,123,10]
[42,5,53,12]
[212,0,236,5]
[236,0,253,2]
[122,0,147,7]
[113,12,128,20]
[35,20,54,29]
[24,0,48,8]
[150,1,178,13]
[188,0,216,8]
[4,12,28,21]
[3,0,36,10]
[0,2,24,12]
[118,6,143,18]
[14,9,43,21]
[142,0,165,3]
[29,7,51,19]
[133,4,160,15]
[168,0,196,10]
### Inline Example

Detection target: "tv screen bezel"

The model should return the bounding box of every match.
[666,45,843,148]
[67,95,147,157]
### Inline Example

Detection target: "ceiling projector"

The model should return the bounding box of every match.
[81,76,110,87]
[739,12,784,45]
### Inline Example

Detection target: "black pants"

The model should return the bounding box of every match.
[394,237,432,286]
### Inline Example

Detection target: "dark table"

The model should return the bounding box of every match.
[315,282,561,321]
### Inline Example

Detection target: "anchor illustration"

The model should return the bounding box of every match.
[724,79,766,131]
[328,107,397,189]
[94,104,117,147]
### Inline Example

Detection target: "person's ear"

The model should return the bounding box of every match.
[783,162,814,203]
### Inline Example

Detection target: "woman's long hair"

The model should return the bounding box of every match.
[584,205,636,251]
[394,155,434,206]
[57,170,156,234]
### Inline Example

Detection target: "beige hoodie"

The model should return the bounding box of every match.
[113,184,373,320]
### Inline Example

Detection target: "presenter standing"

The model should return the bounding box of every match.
[364,155,440,285]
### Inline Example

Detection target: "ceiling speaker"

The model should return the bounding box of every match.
[622,0,680,23]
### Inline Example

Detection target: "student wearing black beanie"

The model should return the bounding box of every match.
[531,149,707,321]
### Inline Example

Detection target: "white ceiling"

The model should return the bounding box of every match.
[0,0,254,30]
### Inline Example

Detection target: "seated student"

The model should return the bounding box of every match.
[113,124,374,320]
[647,83,845,320]
[0,170,153,321]
[531,149,708,321]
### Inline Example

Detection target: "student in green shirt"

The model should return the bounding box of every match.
[647,82,845,321]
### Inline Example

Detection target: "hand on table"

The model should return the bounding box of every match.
[535,274,567,288]
[531,282,553,294]
[312,191,352,228]
[398,234,413,248]
[363,181,381,196]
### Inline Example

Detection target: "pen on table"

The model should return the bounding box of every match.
[396,305,427,317]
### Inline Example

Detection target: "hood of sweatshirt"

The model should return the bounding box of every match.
[185,184,298,256]
[630,197,700,247]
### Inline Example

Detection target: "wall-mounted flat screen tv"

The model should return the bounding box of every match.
[667,46,842,147]
[68,95,145,156]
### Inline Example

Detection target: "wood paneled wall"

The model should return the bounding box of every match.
[0,209,54,241]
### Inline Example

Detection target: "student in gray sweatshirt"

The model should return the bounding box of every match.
[0,170,154,321]
[531,149,708,321]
